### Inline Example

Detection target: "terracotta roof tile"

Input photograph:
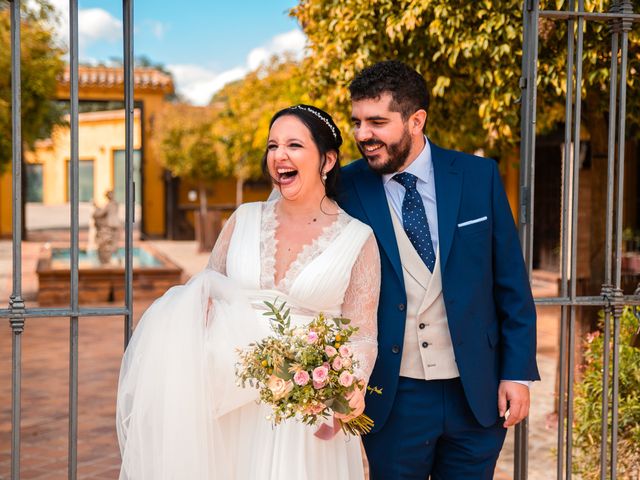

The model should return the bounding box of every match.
[60,65,174,92]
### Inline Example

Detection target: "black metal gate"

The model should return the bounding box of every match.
[1,1,135,478]
[519,1,639,479]
[4,0,640,479]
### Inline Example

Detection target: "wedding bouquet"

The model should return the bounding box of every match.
[236,300,380,436]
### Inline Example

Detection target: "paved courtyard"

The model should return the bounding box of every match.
[1,217,561,479]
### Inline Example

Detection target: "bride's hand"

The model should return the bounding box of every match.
[334,384,365,422]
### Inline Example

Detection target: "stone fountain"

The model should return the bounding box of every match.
[36,191,182,306]
[92,190,121,265]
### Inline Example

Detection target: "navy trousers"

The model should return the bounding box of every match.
[363,377,507,479]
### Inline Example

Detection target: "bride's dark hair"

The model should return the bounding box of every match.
[261,104,343,201]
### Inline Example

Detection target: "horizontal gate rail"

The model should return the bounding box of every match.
[534,296,640,306]
[539,10,640,21]
[0,307,131,319]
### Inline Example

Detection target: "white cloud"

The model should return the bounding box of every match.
[167,64,247,106]
[247,29,306,70]
[171,29,307,106]
[78,9,122,44]
[46,0,122,55]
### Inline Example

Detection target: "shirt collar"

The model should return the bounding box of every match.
[382,136,432,186]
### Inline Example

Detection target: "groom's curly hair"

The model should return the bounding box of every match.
[349,61,430,122]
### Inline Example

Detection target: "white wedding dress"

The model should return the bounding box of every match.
[117,200,380,479]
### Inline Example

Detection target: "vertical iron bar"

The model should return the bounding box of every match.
[519,0,540,269]
[611,4,631,474]
[515,0,540,476]
[518,0,531,251]
[566,2,586,477]
[9,324,23,480]
[123,0,134,348]
[566,308,577,480]
[514,419,529,480]
[9,0,22,298]
[613,9,629,291]
[524,2,539,274]
[9,2,25,478]
[610,301,622,480]
[599,9,620,476]
[557,305,569,480]
[68,0,80,478]
[558,0,576,476]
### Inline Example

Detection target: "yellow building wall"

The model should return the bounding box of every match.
[26,109,142,205]
[140,95,168,237]
[0,172,11,238]
[53,83,170,237]
[1,81,171,238]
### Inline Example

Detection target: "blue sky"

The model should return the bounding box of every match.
[47,0,304,104]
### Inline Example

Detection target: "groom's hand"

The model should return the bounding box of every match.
[498,381,530,428]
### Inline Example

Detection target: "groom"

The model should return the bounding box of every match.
[339,61,540,479]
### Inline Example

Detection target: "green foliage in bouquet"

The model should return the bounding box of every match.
[236,300,378,436]
[574,307,640,479]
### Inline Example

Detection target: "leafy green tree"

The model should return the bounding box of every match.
[0,0,65,173]
[291,0,639,151]
[291,0,640,291]
[155,103,229,236]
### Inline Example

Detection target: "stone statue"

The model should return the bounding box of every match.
[93,190,121,265]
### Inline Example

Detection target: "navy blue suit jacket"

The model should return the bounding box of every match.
[339,142,540,430]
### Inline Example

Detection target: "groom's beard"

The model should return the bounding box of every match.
[357,127,412,175]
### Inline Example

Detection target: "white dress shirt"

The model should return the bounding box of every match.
[382,137,529,389]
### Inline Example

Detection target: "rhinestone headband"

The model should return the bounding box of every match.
[292,105,338,141]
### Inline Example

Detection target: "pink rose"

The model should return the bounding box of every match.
[267,375,294,401]
[332,357,343,371]
[342,357,353,369]
[339,371,354,387]
[324,346,338,357]
[314,380,328,389]
[304,402,325,415]
[339,345,352,358]
[312,366,329,383]
[293,370,310,386]
[307,331,319,344]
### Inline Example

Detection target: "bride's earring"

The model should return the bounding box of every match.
[321,171,327,182]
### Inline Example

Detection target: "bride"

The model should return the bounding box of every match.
[116,104,381,479]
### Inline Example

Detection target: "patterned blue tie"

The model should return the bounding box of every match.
[393,172,436,272]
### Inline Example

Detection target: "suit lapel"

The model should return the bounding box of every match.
[431,143,462,271]
[352,164,404,285]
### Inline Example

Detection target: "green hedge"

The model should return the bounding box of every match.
[574,307,640,479]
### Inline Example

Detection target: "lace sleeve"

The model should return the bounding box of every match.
[206,212,237,274]
[341,233,380,384]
